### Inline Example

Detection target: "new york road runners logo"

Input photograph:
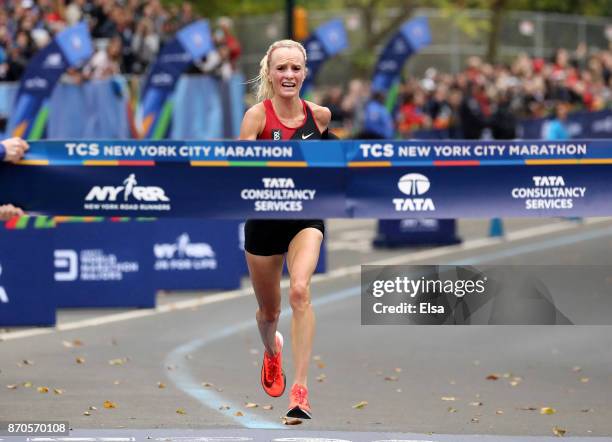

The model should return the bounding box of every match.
[84,173,171,212]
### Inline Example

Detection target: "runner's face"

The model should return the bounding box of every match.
[268,47,306,99]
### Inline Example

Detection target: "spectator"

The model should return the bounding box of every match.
[83,34,122,80]
[359,91,394,139]
[544,101,571,140]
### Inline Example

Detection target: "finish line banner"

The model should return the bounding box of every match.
[2,139,612,218]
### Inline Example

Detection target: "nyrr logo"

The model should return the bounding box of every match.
[392,173,436,212]
[0,263,8,303]
[154,233,215,259]
[154,233,217,271]
[85,173,169,202]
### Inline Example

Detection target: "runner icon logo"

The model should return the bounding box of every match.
[85,173,170,203]
[393,173,435,212]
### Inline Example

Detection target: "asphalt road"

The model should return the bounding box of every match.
[1,218,611,441]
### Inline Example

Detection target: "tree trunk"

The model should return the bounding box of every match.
[486,0,507,64]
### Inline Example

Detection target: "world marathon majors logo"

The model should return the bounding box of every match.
[154,233,218,271]
[392,173,435,212]
[84,173,171,212]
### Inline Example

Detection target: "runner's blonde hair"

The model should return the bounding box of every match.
[251,40,307,102]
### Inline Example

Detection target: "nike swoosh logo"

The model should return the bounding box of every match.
[301,133,314,140]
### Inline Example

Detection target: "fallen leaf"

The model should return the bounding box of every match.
[103,400,117,409]
[394,367,402,373]
[108,358,127,366]
[316,374,326,382]
[76,357,85,364]
[496,410,504,415]
[313,355,322,361]
[89,406,97,410]
[471,417,480,423]
[486,374,499,380]
[219,405,230,410]
[83,411,91,416]
[581,408,594,413]
[113,380,121,385]
[553,426,566,437]
[447,407,457,413]
[317,362,326,369]
[282,417,302,425]
[580,377,590,383]
[245,402,258,408]
[469,401,483,407]
[352,400,368,409]
[572,366,582,373]
[384,376,398,381]
[6,384,17,390]
[510,381,520,387]
[176,408,186,415]
[518,406,537,411]
[157,382,166,389]
[53,389,64,395]
[22,381,33,388]
[441,396,457,401]
[167,365,176,370]
[540,407,556,415]
[502,373,511,378]
[23,359,34,365]
[202,382,214,388]
[234,411,243,417]
[263,405,273,410]
[37,386,49,393]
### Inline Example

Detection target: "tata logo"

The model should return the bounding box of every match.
[154,233,215,259]
[0,263,8,303]
[85,174,169,202]
[393,173,435,212]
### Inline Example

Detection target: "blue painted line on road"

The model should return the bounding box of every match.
[166,223,612,430]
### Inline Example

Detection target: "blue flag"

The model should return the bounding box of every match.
[301,19,348,97]
[371,16,431,93]
[7,22,93,140]
[138,20,213,139]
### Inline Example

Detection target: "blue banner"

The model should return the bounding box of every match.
[301,19,348,96]
[7,22,93,140]
[152,219,242,290]
[138,20,213,139]
[371,16,430,93]
[0,227,56,326]
[2,139,612,218]
[52,220,156,308]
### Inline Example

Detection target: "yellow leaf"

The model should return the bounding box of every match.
[157,382,166,389]
[108,358,126,366]
[553,426,567,437]
[282,417,302,425]
[234,411,243,417]
[580,377,590,383]
[83,411,91,416]
[76,357,85,364]
[37,386,49,393]
[53,389,64,395]
[394,367,402,373]
[441,396,457,401]
[469,401,483,406]
[313,355,322,361]
[245,402,258,408]
[448,407,458,413]
[540,407,556,415]
[23,381,33,388]
[176,408,187,415]
[317,362,326,369]
[352,400,368,409]
[103,400,117,409]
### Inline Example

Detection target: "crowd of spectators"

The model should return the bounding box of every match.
[322,46,612,139]
[0,0,241,81]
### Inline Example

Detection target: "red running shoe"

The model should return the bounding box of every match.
[261,331,286,397]
[286,383,312,419]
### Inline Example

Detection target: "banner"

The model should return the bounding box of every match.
[2,139,612,218]
[0,226,56,326]
[138,20,213,139]
[7,22,93,140]
[370,16,430,110]
[301,19,348,97]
